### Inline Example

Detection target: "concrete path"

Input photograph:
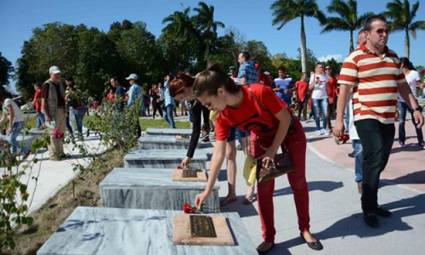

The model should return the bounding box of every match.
[218,120,425,255]
[0,133,105,213]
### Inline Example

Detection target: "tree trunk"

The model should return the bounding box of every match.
[300,15,307,73]
[404,27,410,58]
[349,29,354,52]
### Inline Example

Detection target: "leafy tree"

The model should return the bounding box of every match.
[244,40,273,72]
[384,0,425,58]
[271,0,325,73]
[0,52,14,97]
[322,0,373,52]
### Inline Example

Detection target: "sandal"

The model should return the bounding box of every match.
[256,241,275,255]
[219,196,237,207]
[243,194,256,205]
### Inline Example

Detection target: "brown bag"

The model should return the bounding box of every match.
[256,150,293,183]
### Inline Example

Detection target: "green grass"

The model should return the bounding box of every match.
[139,118,191,131]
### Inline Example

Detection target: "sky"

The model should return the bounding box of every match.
[1,0,425,91]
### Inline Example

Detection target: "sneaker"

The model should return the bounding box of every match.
[357,182,363,194]
[418,142,424,149]
[375,207,391,218]
[399,141,405,147]
[348,151,355,158]
[363,213,379,228]
[201,135,210,143]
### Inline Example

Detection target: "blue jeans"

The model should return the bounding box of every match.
[10,121,24,154]
[73,107,87,135]
[312,98,328,131]
[164,104,176,128]
[352,139,363,183]
[36,112,45,128]
[398,101,424,144]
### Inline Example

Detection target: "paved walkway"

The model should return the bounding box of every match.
[0,133,105,213]
[218,119,425,254]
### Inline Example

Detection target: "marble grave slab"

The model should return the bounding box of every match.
[37,207,257,255]
[124,149,208,169]
[138,136,212,150]
[145,128,193,138]
[100,168,219,213]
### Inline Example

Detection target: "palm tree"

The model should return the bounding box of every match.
[384,0,425,58]
[322,0,373,52]
[162,7,198,40]
[271,0,325,73]
[193,2,225,60]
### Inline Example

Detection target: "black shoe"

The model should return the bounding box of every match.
[375,207,391,218]
[256,242,275,255]
[363,213,379,228]
[348,151,355,158]
[300,233,323,251]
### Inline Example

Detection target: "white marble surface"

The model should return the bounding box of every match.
[100,168,219,212]
[124,149,208,169]
[37,207,257,255]
[138,136,212,150]
[145,128,193,137]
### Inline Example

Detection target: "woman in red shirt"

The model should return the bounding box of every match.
[193,64,322,253]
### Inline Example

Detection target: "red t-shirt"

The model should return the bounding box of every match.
[295,80,308,101]
[215,84,287,157]
[33,88,42,112]
[327,76,337,103]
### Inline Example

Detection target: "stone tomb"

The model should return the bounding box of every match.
[138,135,212,150]
[100,168,219,213]
[124,149,208,169]
[37,207,257,255]
[145,128,193,138]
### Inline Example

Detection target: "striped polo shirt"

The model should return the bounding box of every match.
[338,44,405,124]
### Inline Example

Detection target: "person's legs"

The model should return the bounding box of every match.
[353,139,363,193]
[257,179,276,243]
[356,120,394,215]
[312,99,321,131]
[167,105,176,128]
[344,103,350,130]
[407,106,424,145]
[321,99,329,131]
[284,120,310,233]
[50,108,66,159]
[398,101,408,145]
[10,121,24,154]
[221,128,237,206]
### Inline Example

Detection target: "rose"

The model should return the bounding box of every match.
[51,128,64,139]
[183,202,196,214]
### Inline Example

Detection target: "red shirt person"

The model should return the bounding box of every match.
[33,83,45,128]
[295,73,309,120]
[193,64,323,253]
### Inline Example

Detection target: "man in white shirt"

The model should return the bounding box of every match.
[0,94,25,154]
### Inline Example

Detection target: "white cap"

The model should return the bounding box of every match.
[49,66,61,74]
[125,73,139,80]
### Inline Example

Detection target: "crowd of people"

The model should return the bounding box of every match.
[1,14,425,254]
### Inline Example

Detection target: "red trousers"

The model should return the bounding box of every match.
[256,119,310,243]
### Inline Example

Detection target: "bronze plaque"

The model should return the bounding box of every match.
[182,169,198,178]
[190,215,217,238]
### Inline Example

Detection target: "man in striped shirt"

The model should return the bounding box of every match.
[334,15,424,228]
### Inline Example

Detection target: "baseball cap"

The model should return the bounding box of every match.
[125,73,139,80]
[49,66,61,74]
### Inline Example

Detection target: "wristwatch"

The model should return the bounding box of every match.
[414,106,423,112]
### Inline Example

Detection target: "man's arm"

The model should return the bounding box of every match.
[398,81,424,128]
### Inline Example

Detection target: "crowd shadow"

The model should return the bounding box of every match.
[306,136,331,143]
[274,193,425,251]
[273,181,344,197]
[381,170,425,187]
[390,143,424,154]
[220,194,258,218]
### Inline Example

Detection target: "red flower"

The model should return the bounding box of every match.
[51,128,64,139]
[183,202,196,214]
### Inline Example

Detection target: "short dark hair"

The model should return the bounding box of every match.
[278,66,286,72]
[240,51,250,60]
[358,28,365,35]
[33,82,42,88]
[400,57,416,71]
[110,76,118,81]
[363,14,387,31]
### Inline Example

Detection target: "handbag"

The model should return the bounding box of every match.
[256,150,293,183]
[246,87,294,183]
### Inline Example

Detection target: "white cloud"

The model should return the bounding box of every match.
[318,54,342,62]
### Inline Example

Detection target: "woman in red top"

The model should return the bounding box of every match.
[295,73,309,120]
[33,83,45,129]
[193,64,322,253]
